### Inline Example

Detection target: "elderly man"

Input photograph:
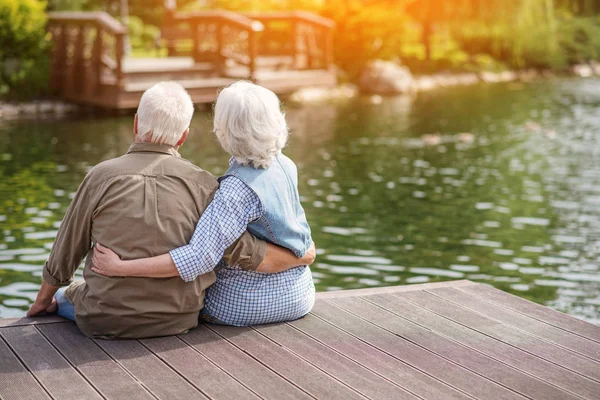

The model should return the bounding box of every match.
[27,82,313,339]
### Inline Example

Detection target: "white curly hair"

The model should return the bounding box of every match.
[213,80,289,168]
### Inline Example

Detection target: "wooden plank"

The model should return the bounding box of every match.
[179,324,312,400]
[426,287,600,360]
[254,322,417,399]
[0,325,102,400]
[0,316,66,328]
[310,301,524,400]
[422,288,600,378]
[141,335,260,400]
[96,337,206,399]
[0,336,50,400]
[366,293,600,399]
[208,324,365,400]
[460,284,600,343]
[38,323,153,400]
[288,313,471,399]
[316,280,477,299]
[328,295,578,400]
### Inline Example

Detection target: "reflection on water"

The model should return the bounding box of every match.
[1,78,599,323]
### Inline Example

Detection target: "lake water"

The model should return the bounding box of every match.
[1,78,599,323]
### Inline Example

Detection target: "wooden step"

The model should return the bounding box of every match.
[122,57,217,83]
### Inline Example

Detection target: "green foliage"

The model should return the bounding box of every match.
[556,14,600,64]
[0,0,50,99]
[128,16,160,51]
[321,1,410,81]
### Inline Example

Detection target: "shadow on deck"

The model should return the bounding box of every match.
[47,10,336,109]
[1,280,600,399]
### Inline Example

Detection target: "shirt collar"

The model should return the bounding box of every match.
[126,142,181,158]
[228,157,235,166]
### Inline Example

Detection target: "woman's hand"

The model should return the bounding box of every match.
[91,243,126,276]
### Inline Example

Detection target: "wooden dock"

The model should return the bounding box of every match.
[46,11,336,109]
[1,280,599,399]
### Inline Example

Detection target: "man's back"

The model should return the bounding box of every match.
[64,143,217,338]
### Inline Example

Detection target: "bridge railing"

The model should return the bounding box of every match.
[47,12,126,97]
[164,10,264,78]
[243,11,335,70]
[163,10,335,74]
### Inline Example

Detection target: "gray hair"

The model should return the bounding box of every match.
[137,81,194,146]
[213,81,289,168]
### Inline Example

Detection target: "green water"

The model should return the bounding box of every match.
[1,78,599,323]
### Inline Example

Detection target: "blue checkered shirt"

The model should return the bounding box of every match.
[169,176,315,326]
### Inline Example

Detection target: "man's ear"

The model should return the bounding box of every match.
[133,114,139,139]
[176,128,189,147]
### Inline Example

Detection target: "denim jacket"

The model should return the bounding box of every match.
[219,153,312,257]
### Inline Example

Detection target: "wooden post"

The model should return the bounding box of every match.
[305,26,314,69]
[115,33,124,88]
[215,20,223,73]
[73,24,86,94]
[290,18,297,69]
[324,27,334,70]
[192,22,200,62]
[52,23,67,93]
[164,7,176,56]
[248,28,257,81]
[93,25,103,91]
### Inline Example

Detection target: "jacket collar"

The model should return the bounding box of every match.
[126,142,181,158]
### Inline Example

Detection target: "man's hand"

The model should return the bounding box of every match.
[91,244,126,276]
[301,242,316,266]
[27,297,57,317]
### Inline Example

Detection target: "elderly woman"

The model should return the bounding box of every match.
[93,81,315,326]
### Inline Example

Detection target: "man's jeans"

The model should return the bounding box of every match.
[55,287,76,321]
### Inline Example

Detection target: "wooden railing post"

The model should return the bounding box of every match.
[52,23,68,93]
[325,27,334,70]
[248,28,257,80]
[164,7,176,56]
[191,22,199,62]
[290,18,298,69]
[216,20,224,73]
[305,26,314,70]
[73,24,86,94]
[115,33,124,88]
[92,25,103,90]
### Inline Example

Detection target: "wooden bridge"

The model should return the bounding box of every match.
[47,10,336,109]
[1,281,600,399]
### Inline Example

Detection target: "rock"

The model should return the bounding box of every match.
[572,64,593,78]
[422,133,441,146]
[38,101,55,113]
[479,71,517,83]
[20,103,37,115]
[456,132,475,144]
[518,69,538,82]
[454,73,480,86]
[413,76,437,91]
[358,60,414,94]
[289,84,357,103]
[0,103,20,118]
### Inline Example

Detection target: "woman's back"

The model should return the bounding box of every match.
[222,154,312,257]
[204,154,315,326]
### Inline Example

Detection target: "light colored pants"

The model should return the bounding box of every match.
[54,287,76,321]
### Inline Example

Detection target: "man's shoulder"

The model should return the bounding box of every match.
[163,156,218,187]
[87,153,218,188]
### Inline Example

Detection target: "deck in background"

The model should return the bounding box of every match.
[1,280,599,399]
